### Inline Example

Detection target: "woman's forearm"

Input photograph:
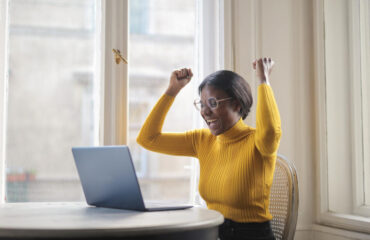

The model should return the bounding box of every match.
[136,94,197,157]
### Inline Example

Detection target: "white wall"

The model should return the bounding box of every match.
[228,0,368,239]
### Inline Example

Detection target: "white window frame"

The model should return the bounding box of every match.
[98,0,129,146]
[359,0,370,209]
[314,0,370,233]
[0,0,9,204]
[351,0,370,217]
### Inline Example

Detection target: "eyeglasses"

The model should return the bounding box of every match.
[193,97,233,111]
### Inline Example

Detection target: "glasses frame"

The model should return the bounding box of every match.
[193,97,233,111]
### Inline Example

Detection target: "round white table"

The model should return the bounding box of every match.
[0,202,224,239]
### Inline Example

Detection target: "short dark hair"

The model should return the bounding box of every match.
[198,70,253,120]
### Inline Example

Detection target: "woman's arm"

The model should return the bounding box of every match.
[136,68,198,157]
[253,58,282,157]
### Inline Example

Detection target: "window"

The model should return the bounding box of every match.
[3,0,99,202]
[359,0,370,209]
[0,0,223,205]
[128,0,196,202]
[315,0,370,232]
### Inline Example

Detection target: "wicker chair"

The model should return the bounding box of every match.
[269,154,299,240]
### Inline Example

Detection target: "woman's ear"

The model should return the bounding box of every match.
[232,100,241,113]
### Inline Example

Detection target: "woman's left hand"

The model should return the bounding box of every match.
[253,57,275,85]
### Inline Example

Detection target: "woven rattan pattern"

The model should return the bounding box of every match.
[269,158,290,240]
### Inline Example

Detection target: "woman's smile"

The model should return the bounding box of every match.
[205,118,219,129]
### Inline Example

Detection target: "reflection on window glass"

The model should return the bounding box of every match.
[129,0,195,202]
[6,0,98,202]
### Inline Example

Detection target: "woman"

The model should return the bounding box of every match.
[137,57,281,240]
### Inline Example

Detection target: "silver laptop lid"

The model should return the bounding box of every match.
[72,145,146,210]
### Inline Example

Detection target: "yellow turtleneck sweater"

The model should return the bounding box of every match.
[136,84,282,222]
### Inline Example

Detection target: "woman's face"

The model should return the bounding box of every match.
[200,85,241,136]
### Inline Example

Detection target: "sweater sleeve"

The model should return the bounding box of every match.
[255,84,282,157]
[136,94,198,157]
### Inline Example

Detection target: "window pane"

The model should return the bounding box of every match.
[129,0,195,202]
[324,0,353,213]
[6,0,98,202]
[362,0,370,205]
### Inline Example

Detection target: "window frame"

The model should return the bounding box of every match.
[0,0,9,204]
[359,0,370,208]
[98,0,129,146]
[351,0,370,217]
[314,0,370,232]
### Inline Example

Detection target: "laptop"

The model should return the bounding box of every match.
[71,145,193,211]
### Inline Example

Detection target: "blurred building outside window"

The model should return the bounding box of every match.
[5,0,98,202]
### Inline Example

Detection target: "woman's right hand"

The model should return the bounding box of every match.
[165,68,193,96]
[253,57,274,85]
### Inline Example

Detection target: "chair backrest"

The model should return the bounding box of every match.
[269,154,299,240]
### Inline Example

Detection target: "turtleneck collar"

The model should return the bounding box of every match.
[216,118,252,142]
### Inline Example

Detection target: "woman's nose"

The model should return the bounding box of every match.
[201,106,212,116]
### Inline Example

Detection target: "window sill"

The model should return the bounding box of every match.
[317,212,370,235]
[312,223,370,239]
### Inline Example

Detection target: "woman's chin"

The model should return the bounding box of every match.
[206,120,224,136]
[209,127,223,136]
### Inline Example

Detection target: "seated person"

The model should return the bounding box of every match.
[137,57,281,240]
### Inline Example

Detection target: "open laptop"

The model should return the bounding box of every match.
[71,145,193,211]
